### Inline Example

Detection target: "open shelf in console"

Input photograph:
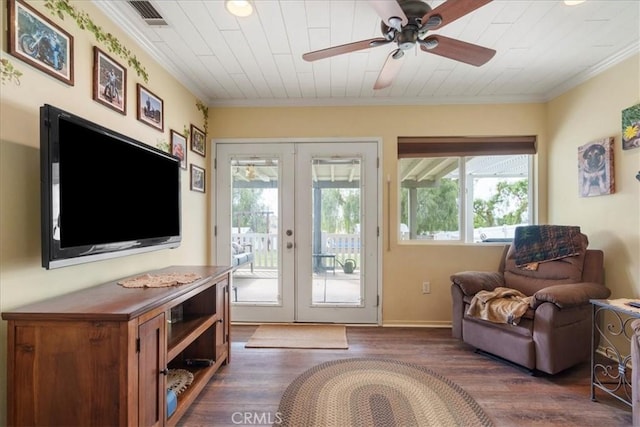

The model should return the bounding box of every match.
[167,314,217,361]
[166,356,226,426]
[166,283,218,361]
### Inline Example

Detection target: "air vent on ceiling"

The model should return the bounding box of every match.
[128,1,168,26]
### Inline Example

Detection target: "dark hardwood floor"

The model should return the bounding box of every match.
[178,325,632,426]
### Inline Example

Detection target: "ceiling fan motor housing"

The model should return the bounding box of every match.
[398,25,420,50]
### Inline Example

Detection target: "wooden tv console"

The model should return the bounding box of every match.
[2,265,231,427]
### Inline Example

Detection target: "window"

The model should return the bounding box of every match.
[398,136,536,243]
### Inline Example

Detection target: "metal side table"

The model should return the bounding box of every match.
[590,298,640,407]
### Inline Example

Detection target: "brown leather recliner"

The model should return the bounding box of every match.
[450,235,610,375]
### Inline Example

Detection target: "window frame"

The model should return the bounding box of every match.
[397,136,537,244]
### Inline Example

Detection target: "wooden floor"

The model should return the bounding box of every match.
[178,325,632,427]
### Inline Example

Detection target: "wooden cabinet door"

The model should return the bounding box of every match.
[138,313,166,427]
[216,278,230,361]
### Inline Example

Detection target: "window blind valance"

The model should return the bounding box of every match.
[398,136,537,158]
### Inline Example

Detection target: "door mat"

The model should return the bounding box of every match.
[245,324,348,349]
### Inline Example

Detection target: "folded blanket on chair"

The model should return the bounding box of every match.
[466,287,532,325]
[514,225,582,267]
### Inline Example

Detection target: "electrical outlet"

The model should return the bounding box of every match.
[422,281,431,294]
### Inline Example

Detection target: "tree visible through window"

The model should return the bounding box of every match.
[397,136,536,243]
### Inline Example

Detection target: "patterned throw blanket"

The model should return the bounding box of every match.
[514,225,582,268]
[466,287,532,325]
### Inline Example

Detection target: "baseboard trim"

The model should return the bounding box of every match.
[382,321,452,328]
[231,321,453,328]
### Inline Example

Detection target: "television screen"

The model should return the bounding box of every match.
[41,104,181,269]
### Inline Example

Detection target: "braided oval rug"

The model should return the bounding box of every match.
[276,358,493,427]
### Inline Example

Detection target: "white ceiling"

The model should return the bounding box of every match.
[95,0,640,107]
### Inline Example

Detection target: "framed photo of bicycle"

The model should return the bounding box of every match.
[93,47,126,114]
[190,124,206,157]
[7,0,74,86]
[137,84,164,131]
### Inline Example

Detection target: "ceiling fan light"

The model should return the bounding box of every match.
[424,15,442,29]
[564,0,586,5]
[422,37,439,50]
[225,0,253,17]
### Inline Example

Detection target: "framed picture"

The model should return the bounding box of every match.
[190,164,205,193]
[578,137,614,197]
[190,124,206,157]
[93,47,126,114]
[7,0,74,85]
[137,84,164,131]
[170,129,187,170]
[622,103,640,150]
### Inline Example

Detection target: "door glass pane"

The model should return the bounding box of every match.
[230,158,279,304]
[311,157,362,306]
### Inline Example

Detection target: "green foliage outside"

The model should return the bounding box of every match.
[400,178,460,235]
[321,189,360,234]
[232,188,270,233]
[400,178,528,235]
[473,180,528,227]
[232,187,360,234]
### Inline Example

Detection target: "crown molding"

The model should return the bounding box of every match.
[92,1,212,104]
[543,42,640,102]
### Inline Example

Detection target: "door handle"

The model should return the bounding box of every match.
[286,242,293,249]
[286,230,293,236]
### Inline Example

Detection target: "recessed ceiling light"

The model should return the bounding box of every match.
[225,0,253,17]
[564,0,586,5]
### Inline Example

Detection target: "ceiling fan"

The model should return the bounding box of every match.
[302,0,496,90]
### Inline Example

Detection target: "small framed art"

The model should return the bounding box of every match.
[622,104,640,150]
[7,0,74,85]
[93,47,126,114]
[170,129,187,170]
[578,137,614,197]
[190,124,206,157]
[137,84,164,131]
[190,165,205,193]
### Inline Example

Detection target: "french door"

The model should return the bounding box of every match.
[215,140,379,323]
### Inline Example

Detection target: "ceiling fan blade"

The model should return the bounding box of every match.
[420,35,496,66]
[374,49,405,90]
[421,0,492,31]
[368,0,408,30]
[303,38,389,62]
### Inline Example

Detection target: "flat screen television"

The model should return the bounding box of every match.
[41,104,181,269]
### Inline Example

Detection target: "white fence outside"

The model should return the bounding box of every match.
[232,233,362,270]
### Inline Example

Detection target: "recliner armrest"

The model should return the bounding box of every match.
[533,282,611,309]
[450,271,504,296]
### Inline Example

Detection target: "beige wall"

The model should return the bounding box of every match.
[209,103,549,325]
[0,1,209,422]
[547,55,640,298]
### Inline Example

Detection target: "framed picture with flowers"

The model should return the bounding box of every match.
[622,103,640,150]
